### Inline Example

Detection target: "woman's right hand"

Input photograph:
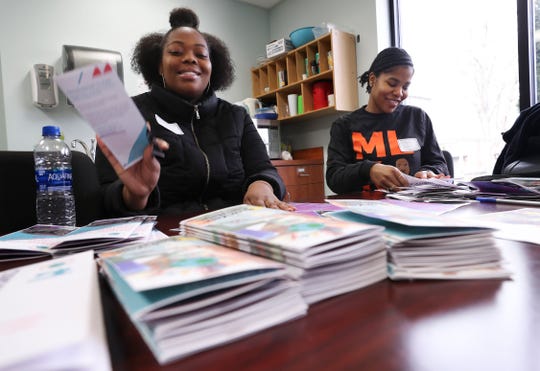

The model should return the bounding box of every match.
[369,163,409,190]
[96,135,169,210]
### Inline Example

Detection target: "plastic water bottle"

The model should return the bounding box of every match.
[34,125,76,226]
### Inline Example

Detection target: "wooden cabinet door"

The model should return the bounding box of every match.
[274,163,324,203]
[285,183,324,203]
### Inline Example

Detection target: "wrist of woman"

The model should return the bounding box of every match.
[250,180,274,193]
[122,186,150,211]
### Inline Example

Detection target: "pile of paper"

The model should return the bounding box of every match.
[179,204,387,304]
[326,200,512,280]
[467,177,540,198]
[386,174,474,203]
[0,251,111,370]
[0,215,163,261]
[389,176,540,203]
[98,236,307,365]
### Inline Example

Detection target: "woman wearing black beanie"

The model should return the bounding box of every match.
[326,47,449,193]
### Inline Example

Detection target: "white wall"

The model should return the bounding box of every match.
[0,0,269,151]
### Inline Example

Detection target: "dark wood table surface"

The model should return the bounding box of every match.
[2,200,539,371]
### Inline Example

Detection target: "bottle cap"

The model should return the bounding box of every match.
[42,125,61,136]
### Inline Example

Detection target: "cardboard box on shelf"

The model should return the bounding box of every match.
[266,38,294,59]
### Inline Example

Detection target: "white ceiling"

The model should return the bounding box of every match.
[235,0,283,9]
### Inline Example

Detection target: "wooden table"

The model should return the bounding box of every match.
[2,202,539,371]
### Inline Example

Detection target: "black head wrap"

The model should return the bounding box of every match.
[358,47,414,92]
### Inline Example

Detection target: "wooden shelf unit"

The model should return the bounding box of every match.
[251,30,359,123]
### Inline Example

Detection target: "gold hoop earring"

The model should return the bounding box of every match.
[205,81,211,94]
[161,74,166,89]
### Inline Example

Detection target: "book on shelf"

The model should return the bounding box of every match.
[0,215,163,261]
[178,204,388,304]
[0,250,111,371]
[97,236,307,365]
[325,199,512,280]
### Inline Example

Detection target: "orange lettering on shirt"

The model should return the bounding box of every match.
[352,132,386,160]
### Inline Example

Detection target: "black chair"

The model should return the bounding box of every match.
[0,150,104,235]
[442,150,454,178]
[500,154,540,176]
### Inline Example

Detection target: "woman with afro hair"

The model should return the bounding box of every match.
[96,8,292,216]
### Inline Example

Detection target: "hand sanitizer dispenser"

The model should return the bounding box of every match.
[30,64,58,109]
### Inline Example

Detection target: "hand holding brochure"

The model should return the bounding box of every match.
[55,63,148,168]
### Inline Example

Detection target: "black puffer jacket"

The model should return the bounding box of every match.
[96,85,286,216]
[493,102,540,175]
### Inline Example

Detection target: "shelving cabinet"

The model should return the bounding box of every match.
[271,147,325,202]
[251,30,359,123]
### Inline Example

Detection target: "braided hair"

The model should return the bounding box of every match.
[131,8,235,91]
[358,47,414,93]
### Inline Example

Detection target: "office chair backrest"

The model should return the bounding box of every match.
[0,150,104,235]
[442,150,454,178]
[72,150,105,225]
[0,151,36,235]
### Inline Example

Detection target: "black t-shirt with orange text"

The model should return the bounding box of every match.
[326,104,448,194]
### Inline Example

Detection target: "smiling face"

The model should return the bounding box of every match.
[160,27,211,102]
[366,65,414,114]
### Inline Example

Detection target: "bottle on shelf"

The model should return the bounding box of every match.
[34,125,76,226]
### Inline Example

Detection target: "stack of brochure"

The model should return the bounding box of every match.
[178,204,387,304]
[390,176,540,203]
[326,200,512,280]
[0,251,112,370]
[98,236,307,365]
[467,177,540,199]
[0,216,162,261]
[386,174,474,203]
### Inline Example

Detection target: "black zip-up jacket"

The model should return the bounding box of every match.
[96,85,286,216]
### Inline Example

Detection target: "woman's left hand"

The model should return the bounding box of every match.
[244,180,295,211]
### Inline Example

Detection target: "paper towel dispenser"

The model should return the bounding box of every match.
[62,45,123,105]
[62,45,123,82]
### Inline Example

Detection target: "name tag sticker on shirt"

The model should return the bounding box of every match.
[155,114,184,135]
[398,138,421,152]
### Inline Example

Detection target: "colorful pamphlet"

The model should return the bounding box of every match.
[98,236,306,364]
[0,251,111,370]
[179,204,388,304]
[55,62,147,169]
[0,216,160,261]
[325,200,511,280]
